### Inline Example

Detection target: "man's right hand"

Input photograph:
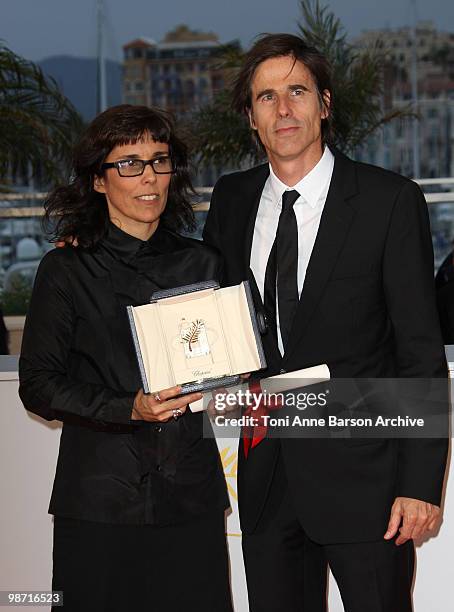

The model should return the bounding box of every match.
[55,237,78,248]
[132,386,202,422]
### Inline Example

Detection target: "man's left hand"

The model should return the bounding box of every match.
[384,496,441,545]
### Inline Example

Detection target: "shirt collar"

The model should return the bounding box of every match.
[268,146,335,210]
[100,221,170,264]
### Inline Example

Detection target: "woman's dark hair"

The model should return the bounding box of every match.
[232,33,334,144]
[44,104,195,247]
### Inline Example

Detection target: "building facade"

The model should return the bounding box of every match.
[354,21,454,179]
[122,25,237,117]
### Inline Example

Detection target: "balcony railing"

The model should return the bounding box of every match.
[1,180,454,352]
[1,179,454,290]
[2,179,453,255]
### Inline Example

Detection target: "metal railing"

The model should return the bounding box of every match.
[1,178,454,214]
[0,179,453,324]
[0,190,214,216]
[1,179,454,265]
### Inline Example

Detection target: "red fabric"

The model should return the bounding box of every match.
[242,379,283,458]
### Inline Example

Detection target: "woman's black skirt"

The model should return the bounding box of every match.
[52,512,232,612]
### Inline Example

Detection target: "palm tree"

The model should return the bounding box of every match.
[184,46,256,169]
[188,0,409,168]
[296,0,408,150]
[0,43,83,186]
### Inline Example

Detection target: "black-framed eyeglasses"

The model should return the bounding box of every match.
[101,156,175,177]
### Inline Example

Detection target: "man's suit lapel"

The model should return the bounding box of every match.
[233,164,268,308]
[237,165,283,368]
[284,150,359,363]
[240,165,269,276]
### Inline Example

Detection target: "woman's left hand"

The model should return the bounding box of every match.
[131,386,202,422]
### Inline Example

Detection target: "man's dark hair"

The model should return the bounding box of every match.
[232,33,334,144]
[45,104,195,248]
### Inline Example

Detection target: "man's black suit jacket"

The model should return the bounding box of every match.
[203,149,449,545]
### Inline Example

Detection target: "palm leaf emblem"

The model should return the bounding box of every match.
[181,319,204,352]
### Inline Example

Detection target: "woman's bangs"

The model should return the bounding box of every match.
[107,117,172,151]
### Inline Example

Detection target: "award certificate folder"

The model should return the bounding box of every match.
[127,280,267,394]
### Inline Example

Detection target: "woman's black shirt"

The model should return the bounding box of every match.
[19,223,229,525]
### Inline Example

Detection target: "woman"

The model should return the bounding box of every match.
[19,105,232,612]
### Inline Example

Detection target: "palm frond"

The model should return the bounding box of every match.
[0,42,84,185]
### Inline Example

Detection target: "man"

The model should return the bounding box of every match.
[203,34,448,612]
[435,242,454,343]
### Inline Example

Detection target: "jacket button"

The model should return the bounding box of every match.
[155,426,162,433]
[156,465,162,472]
[257,312,268,334]
[280,368,286,374]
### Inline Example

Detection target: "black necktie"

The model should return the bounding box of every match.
[264,189,300,351]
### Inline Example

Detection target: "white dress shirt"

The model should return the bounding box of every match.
[250,146,335,354]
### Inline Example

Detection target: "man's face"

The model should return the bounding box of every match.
[248,55,330,166]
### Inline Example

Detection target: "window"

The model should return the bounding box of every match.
[396,118,404,139]
[184,79,195,94]
[125,66,141,78]
[212,76,223,90]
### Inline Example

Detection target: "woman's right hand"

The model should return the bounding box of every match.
[131,386,202,422]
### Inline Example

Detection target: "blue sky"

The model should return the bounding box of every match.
[2,0,453,62]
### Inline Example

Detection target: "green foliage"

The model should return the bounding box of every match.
[0,42,84,184]
[184,43,258,168]
[0,275,32,316]
[185,90,263,169]
[188,0,410,167]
